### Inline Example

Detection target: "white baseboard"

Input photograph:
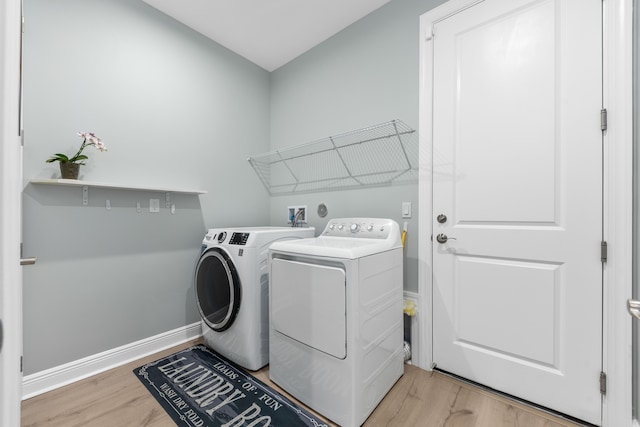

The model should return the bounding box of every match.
[22,322,202,400]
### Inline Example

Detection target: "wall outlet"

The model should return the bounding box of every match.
[287,205,307,224]
[149,198,160,213]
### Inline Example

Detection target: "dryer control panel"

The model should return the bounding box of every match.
[322,218,397,240]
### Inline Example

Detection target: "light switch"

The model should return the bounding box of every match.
[402,202,412,218]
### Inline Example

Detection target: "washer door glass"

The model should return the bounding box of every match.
[195,248,241,332]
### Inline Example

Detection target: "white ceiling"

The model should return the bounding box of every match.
[141,0,392,72]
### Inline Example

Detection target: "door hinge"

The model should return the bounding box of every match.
[601,241,607,262]
[600,371,607,395]
[426,27,435,42]
[601,108,608,132]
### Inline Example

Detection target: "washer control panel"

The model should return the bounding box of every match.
[323,218,393,239]
[229,232,250,245]
[203,231,250,245]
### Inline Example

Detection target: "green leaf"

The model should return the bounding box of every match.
[45,153,70,163]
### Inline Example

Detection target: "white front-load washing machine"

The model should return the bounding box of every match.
[195,226,314,371]
[268,218,404,426]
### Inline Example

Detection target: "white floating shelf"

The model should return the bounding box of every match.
[30,179,207,195]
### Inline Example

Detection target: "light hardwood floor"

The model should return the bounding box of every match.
[21,340,587,427]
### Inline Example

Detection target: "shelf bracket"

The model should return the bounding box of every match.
[393,121,414,171]
[330,136,362,185]
[276,150,300,192]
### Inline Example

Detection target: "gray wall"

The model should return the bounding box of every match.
[21,0,445,376]
[22,0,270,375]
[268,0,445,293]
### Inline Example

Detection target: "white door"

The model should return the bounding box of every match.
[431,0,603,424]
[0,0,24,425]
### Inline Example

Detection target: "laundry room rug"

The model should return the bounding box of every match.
[134,345,328,427]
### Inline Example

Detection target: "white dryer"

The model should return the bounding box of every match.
[195,226,314,371]
[268,218,404,426]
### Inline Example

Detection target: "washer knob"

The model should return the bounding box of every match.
[329,224,335,230]
[350,223,360,233]
[338,224,344,230]
[217,232,227,243]
[367,225,374,232]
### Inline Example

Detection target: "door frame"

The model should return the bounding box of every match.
[417,0,634,426]
[0,0,23,425]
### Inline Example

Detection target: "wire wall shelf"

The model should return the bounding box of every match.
[248,120,419,195]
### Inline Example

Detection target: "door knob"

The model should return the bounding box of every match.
[437,214,447,224]
[628,299,640,320]
[436,233,456,244]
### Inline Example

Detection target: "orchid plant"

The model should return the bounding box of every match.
[46,132,107,165]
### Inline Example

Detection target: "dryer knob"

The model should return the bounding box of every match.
[338,224,344,231]
[350,223,360,233]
